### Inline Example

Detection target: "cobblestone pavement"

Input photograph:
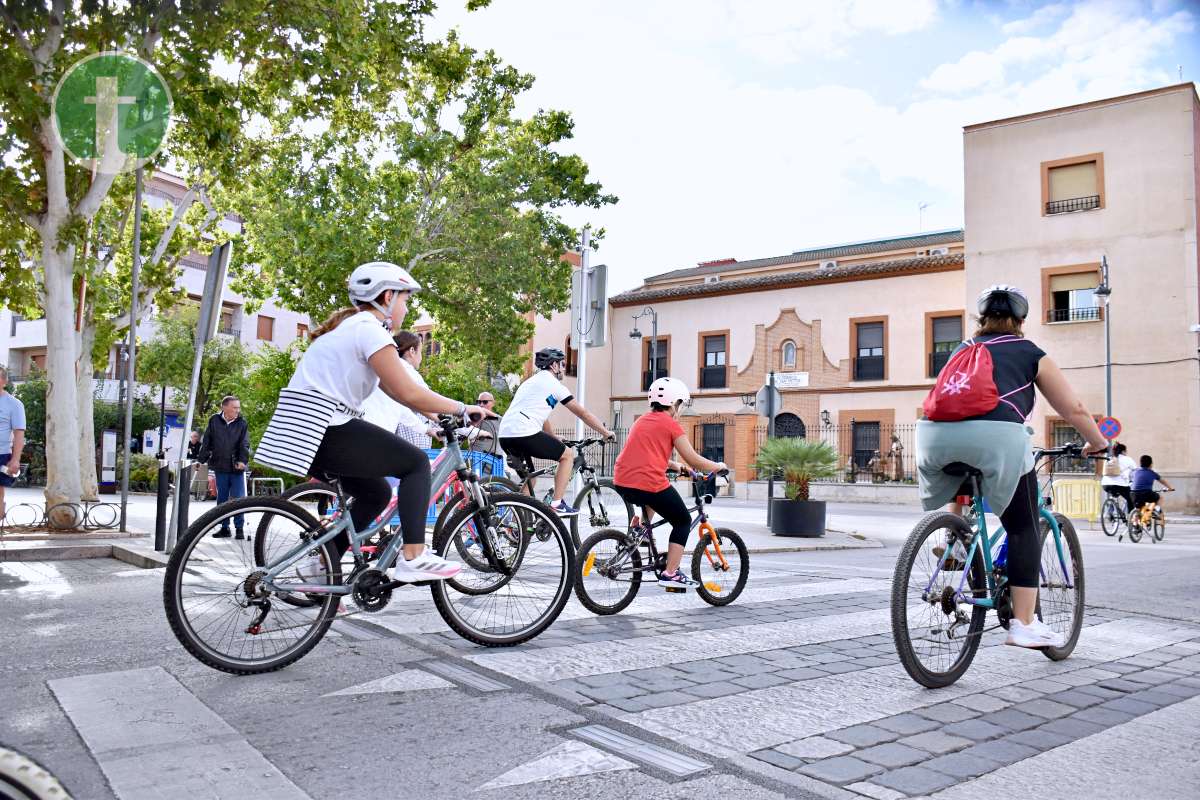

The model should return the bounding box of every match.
[3,525,1200,799]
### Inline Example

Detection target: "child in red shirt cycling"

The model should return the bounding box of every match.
[613,377,727,589]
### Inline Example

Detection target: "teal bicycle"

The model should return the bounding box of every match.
[892,444,1092,688]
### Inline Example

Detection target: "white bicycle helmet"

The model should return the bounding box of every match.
[347,261,422,304]
[648,376,691,408]
[976,284,1029,320]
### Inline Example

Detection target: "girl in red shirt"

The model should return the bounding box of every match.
[614,377,727,588]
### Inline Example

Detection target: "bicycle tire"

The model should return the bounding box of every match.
[1128,519,1143,543]
[164,497,341,675]
[1152,515,1165,542]
[571,478,634,550]
[1038,513,1085,661]
[430,493,572,646]
[443,495,527,597]
[1099,498,1122,537]
[693,527,748,606]
[891,511,987,688]
[575,529,643,615]
[254,482,339,609]
[0,745,71,800]
[439,482,528,577]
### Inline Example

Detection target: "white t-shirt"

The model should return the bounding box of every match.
[497,369,574,438]
[361,358,431,436]
[288,312,395,426]
[1100,453,1137,487]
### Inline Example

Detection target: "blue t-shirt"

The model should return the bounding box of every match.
[0,392,26,454]
[1130,467,1160,492]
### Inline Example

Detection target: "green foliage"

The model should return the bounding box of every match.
[137,308,250,421]
[421,351,511,412]
[12,371,158,447]
[228,32,615,373]
[753,438,839,501]
[239,344,301,448]
[12,373,47,445]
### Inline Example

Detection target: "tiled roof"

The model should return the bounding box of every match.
[611,252,964,306]
[644,229,964,284]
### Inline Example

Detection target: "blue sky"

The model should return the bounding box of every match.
[430,1,1200,292]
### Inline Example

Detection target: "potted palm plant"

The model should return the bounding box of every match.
[754,437,839,537]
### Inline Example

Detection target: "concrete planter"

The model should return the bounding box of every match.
[770,498,826,537]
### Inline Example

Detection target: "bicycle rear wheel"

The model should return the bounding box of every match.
[1152,514,1165,542]
[572,478,634,550]
[431,493,573,646]
[1037,512,1084,661]
[1128,518,1144,543]
[254,481,340,609]
[1099,498,1123,537]
[575,529,643,614]
[692,527,748,606]
[164,497,341,674]
[891,512,987,688]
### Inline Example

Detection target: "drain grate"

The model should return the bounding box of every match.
[421,660,509,692]
[571,725,710,777]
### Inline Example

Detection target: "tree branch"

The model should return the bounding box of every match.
[32,0,67,77]
[141,0,174,57]
[0,6,36,61]
[406,247,456,271]
[73,169,120,221]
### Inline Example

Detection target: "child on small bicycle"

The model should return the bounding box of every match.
[1130,454,1174,512]
[612,377,727,589]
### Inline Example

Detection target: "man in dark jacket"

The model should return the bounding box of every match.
[198,395,251,538]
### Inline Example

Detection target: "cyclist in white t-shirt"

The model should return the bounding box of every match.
[288,262,490,582]
[498,347,614,516]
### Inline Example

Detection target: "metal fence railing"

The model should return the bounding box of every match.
[1045,194,1100,215]
[752,422,917,483]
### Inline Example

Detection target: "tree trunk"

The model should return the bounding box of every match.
[76,323,99,502]
[41,241,84,527]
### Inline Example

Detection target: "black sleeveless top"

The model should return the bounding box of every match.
[954,334,1046,424]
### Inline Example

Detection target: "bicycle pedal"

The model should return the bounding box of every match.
[664,586,687,594]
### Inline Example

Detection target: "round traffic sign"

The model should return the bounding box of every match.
[1097,416,1122,440]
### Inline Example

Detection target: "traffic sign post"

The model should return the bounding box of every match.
[1097,416,1121,441]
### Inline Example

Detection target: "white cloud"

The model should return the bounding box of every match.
[1002,2,1069,34]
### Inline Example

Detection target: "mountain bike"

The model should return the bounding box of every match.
[0,744,71,800]
[1099,488,1128,538]
[164,415,574,675]
[505,437,632,549]
[892,444,1095,688]
[1127,488,1172,543]
[574,470,747,613]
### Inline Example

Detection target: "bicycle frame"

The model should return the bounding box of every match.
[258,440,491,596]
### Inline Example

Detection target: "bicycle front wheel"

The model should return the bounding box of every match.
[1037,513,1084,661]
[572,478,634,549]
[1152,514,1165,542]
[693,527,748,606]
[431,493,573,646]
[891,512,987,688]
[1128,519,1143,543]
[575,529,643,615]
[164,497,341,675]
[1099,498,1123,537]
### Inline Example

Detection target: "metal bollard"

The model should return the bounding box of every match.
[154,463,170,551]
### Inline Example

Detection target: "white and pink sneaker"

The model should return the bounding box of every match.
[1005,619,1064,649]
[392,551,462,582]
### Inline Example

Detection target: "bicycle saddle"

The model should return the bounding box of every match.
[941,462,983,478]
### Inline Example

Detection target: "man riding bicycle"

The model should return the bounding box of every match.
[498,347,614,516]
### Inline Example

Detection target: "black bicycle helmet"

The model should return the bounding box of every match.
[976,284,1029,321]
[534,347,566,370]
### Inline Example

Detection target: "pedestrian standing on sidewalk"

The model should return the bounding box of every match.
[186,430,202,461]
[0,365,27,522]
[198,396,251,539]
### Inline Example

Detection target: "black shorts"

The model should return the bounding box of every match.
[500,432,566,462]
[1131,490,1160,508]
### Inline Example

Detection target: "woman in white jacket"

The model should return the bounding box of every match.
[360,330,440,447]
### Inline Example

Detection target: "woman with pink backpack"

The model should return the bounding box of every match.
[916,285,1108,649]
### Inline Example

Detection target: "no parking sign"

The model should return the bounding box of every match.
[1097,416,1122,440]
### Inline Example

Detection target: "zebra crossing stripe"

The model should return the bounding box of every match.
[49,666,310,799]
[322,669,453,697]
[474,740,636,791]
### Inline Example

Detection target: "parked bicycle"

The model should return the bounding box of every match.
[574,469,747,613]
[892,444,1093,688]
[163,415,574,674]
[1127,489,1172,543]
[505,437,632,548]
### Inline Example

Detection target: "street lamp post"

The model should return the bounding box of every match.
[1094,256,1113,419]
[630,306,659,389]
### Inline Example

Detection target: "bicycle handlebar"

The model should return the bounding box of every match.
[563,438,607,449]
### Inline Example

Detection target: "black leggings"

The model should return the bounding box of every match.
[998,469,1041,589]
[309,419,432,553]
[613,484,692,547]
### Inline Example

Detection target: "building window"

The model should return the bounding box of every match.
[774,412,805,439]
[852,421,880,470]
[781,340,797,370]
[218,308,236,336]
[698,423,725,463]
[642,336,669,391]
[1049,419,1094,473]
[565,336,577,377]
[1042,266,1102,324]
[296,323,309,341]
[929,314,963,377]
[256,315,274,341]
[700,332,727,389]
[1042,153,1104,215]
[852,319,886,381]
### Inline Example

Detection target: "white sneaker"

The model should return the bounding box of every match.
[1006,618,1064,649]
[392,551,462,582]
[293,555,326,582]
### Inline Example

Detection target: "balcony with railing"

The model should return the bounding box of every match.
[699,365,726,389]
[1046,306,1101,323]
[216,322,241,338]
[928,350,954,378]
[1045,195,1100,215]
[852,355,884,381]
